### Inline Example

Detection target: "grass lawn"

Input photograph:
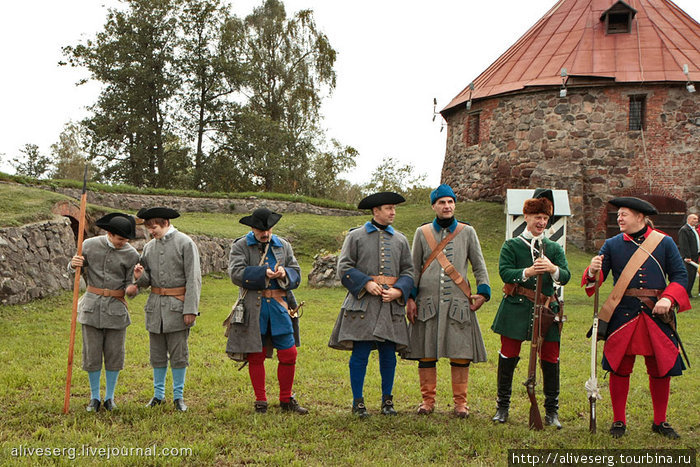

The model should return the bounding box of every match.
[1,202,698,466]
[0,183,74,228]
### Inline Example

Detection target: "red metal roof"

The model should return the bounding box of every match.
[443,0,700,112]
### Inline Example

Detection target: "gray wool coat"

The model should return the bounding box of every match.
[136,228,202,334]
[73,236,140,330]
[404,221,490,361]
[328,223,414,351]
[226,234,301,357]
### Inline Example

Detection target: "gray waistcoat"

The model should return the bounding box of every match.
[136,229,202,334]
[73,236,139,330]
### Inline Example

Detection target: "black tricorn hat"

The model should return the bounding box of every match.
[136,207,180,220]
[609,197,658,216]
[239,208,282,230]
[96,213,136,240]
[358,192,405,210]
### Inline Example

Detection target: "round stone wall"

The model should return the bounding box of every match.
[441,84,700,249]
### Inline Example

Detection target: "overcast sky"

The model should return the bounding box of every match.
[1,0,699,187]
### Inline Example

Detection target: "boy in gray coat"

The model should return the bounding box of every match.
[70,213,140,412]
[133,207,201,412]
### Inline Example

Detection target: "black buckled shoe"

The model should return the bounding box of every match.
[545,410,562,429]
[86,399,101,413]
[352,398,369,418]
[652,422,680,439]
[280,396,309,415]
[381,395,397,416]
[492,407,509,423]
[254,400,268,414]
[610,421,626,438]
[103,399,117,411]
[146,397,164,408]
[173,399,188,412]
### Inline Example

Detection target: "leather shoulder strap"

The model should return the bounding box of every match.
[599,230,665,322]
[419,223,472,303]
[420,223,464,274]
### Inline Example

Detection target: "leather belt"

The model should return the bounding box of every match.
[151,286,186,302]
[623,288,663,297]
[624,288,663,310]
[503,283,552,307]
[87,286,127,307]
[261,289,287,298]
[370,275,398,286]
[260,289,288,310]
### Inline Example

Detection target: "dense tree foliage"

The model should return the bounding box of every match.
[62,0,181,187]
[58,0,353,198]
[50,122,100,181]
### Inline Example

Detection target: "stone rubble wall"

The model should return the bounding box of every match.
[0,216,237,306]
[0,218,76,305]
[37,186,360,217]
[442,84,700,249]
[307,253,341,288]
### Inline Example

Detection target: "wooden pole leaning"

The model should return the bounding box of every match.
[63,166,88,414]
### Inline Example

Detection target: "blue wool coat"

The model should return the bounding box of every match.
[585,228,689,376]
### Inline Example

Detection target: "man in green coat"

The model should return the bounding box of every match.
[491,189,570,428]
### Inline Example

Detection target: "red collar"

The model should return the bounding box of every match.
[622,226,652,242]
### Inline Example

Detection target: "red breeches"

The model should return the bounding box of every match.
[499,336,559,363]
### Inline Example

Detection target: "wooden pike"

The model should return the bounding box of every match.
[63,165,88,414]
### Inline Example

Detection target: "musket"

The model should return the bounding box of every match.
[524,239,544,431]
[63,166,88,414]
[585,278,603,433]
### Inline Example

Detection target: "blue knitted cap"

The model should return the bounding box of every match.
[430,184,456,204]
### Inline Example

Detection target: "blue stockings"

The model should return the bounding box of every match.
[349,341,397,399]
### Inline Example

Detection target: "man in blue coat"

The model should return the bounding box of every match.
[227,208,308,414]
[584,197,690,439]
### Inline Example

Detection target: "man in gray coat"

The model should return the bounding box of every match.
[133,207,201,412]
[226,208,308,414]
[405,184,490,418]
[329,192,414,417]
[70,213,140,412]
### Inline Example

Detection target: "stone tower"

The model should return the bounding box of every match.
[440,0,700,249]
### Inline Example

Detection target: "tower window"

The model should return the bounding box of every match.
[607,13,631,33]
[600,1,637,35]
[629,95,646,131]
[467,113,480,146]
